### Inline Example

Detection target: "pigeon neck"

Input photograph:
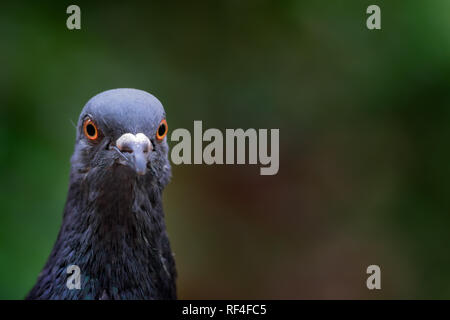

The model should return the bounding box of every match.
[47,168,176,299]
[64,168,167,257]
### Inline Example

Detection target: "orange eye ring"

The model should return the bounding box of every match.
[83,118,99,141]
[156,119,168,141]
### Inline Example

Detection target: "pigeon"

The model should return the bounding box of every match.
[26,88,176,300]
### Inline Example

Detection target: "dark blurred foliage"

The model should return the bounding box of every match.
[1,0,450,299]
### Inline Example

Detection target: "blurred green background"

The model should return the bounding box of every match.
[1,0,450,299]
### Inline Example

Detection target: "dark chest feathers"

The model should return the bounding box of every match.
[27,173,176,300]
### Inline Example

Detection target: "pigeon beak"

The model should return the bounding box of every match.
[131,149,149,176]
[115,133,152,176]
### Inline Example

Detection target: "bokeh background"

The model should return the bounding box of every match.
[1,0,450,299]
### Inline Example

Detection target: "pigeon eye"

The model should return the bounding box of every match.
[156,119,168,141]
[83,119,99,141]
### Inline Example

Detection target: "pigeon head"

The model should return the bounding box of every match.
[72,88,170,186]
